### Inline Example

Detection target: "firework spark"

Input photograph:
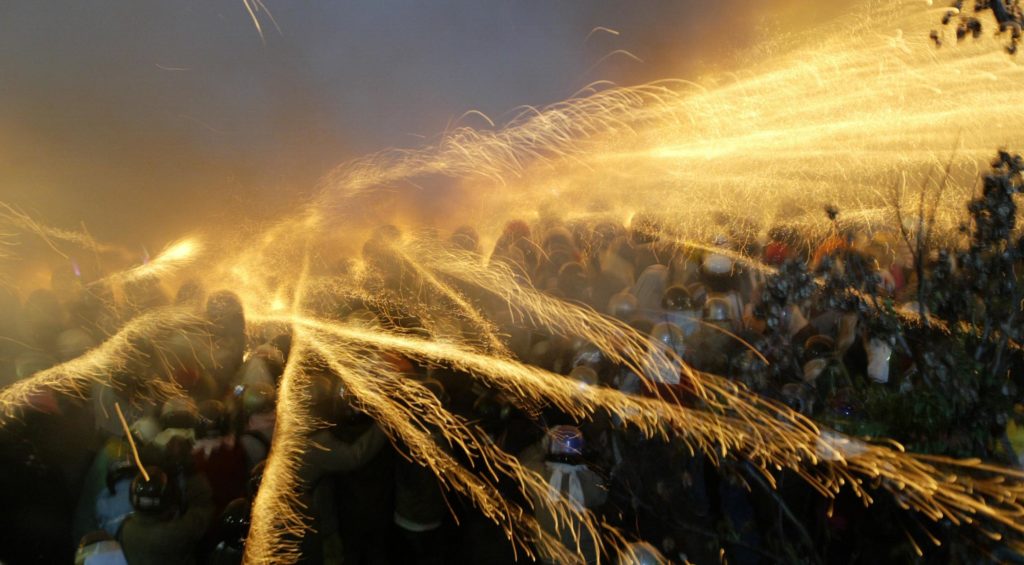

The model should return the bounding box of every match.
[2,1,1024,563]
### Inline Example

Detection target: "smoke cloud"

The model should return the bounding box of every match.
[0,0,815,249]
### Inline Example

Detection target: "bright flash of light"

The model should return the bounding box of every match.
[115,237,202,283]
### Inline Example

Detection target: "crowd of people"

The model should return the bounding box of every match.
[0,213,1021,565]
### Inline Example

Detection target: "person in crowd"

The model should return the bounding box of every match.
[522,425,607,564]
[391,377,449,565]
[235,382,277,472]
[3,210,1022,565]
[119,465,213,565]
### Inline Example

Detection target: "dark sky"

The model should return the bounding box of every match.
[0,0,820,247]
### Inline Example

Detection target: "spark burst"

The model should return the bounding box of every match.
[104,237,202,285]
[1,1,1024,563]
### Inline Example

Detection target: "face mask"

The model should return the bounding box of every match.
[866,338,892,384]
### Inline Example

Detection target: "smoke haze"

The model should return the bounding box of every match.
[0,0,828,250]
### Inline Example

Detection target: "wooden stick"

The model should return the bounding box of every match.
[115,401,150,482]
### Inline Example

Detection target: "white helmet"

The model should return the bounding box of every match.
[865,338,892,384]
[702,253,734,275]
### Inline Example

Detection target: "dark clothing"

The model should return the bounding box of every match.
[332,421,396,565]
[297,424,389,563]
[120,474,214,565]
[521,443,607,564]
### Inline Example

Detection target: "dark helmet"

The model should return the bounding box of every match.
[660,285,694,312]
[160,397,200,430]
[130,467,172,514]
[206,290,245,337]
[196,399,230,440]
[543,226,577,254]
[802,335,835,363]
[219,498,252,551]
[703,297,732,323]
[557,262,589,298]
[547,425,584,462]
[450,225,480,253]
[498,220,531,247]
[650,322,686,357]
[162,433,197,471]
[607,291,638,320]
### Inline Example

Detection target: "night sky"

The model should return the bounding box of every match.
[0,0,833,247]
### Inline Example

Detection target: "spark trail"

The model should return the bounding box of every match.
[0,307,199,424]
[247,1,1024,559]
[317,1,1023,246]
